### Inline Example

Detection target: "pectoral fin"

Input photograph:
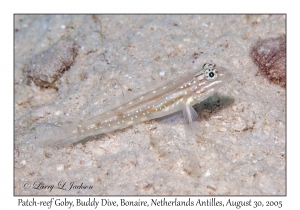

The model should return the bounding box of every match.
[182,103,198,142]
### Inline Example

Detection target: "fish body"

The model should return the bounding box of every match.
[39,63,232,147]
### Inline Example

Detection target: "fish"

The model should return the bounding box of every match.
[38,63,232,147]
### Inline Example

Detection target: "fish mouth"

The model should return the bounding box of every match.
[217,66,233,84]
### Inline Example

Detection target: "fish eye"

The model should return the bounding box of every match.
[195,63,218,80]
[204,68,218,80]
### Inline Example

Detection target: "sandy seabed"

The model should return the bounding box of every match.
[14,15,285,195]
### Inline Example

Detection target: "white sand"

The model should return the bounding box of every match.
[14,15,285,195]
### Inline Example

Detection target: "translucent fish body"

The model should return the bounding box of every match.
[39,63,232,147]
